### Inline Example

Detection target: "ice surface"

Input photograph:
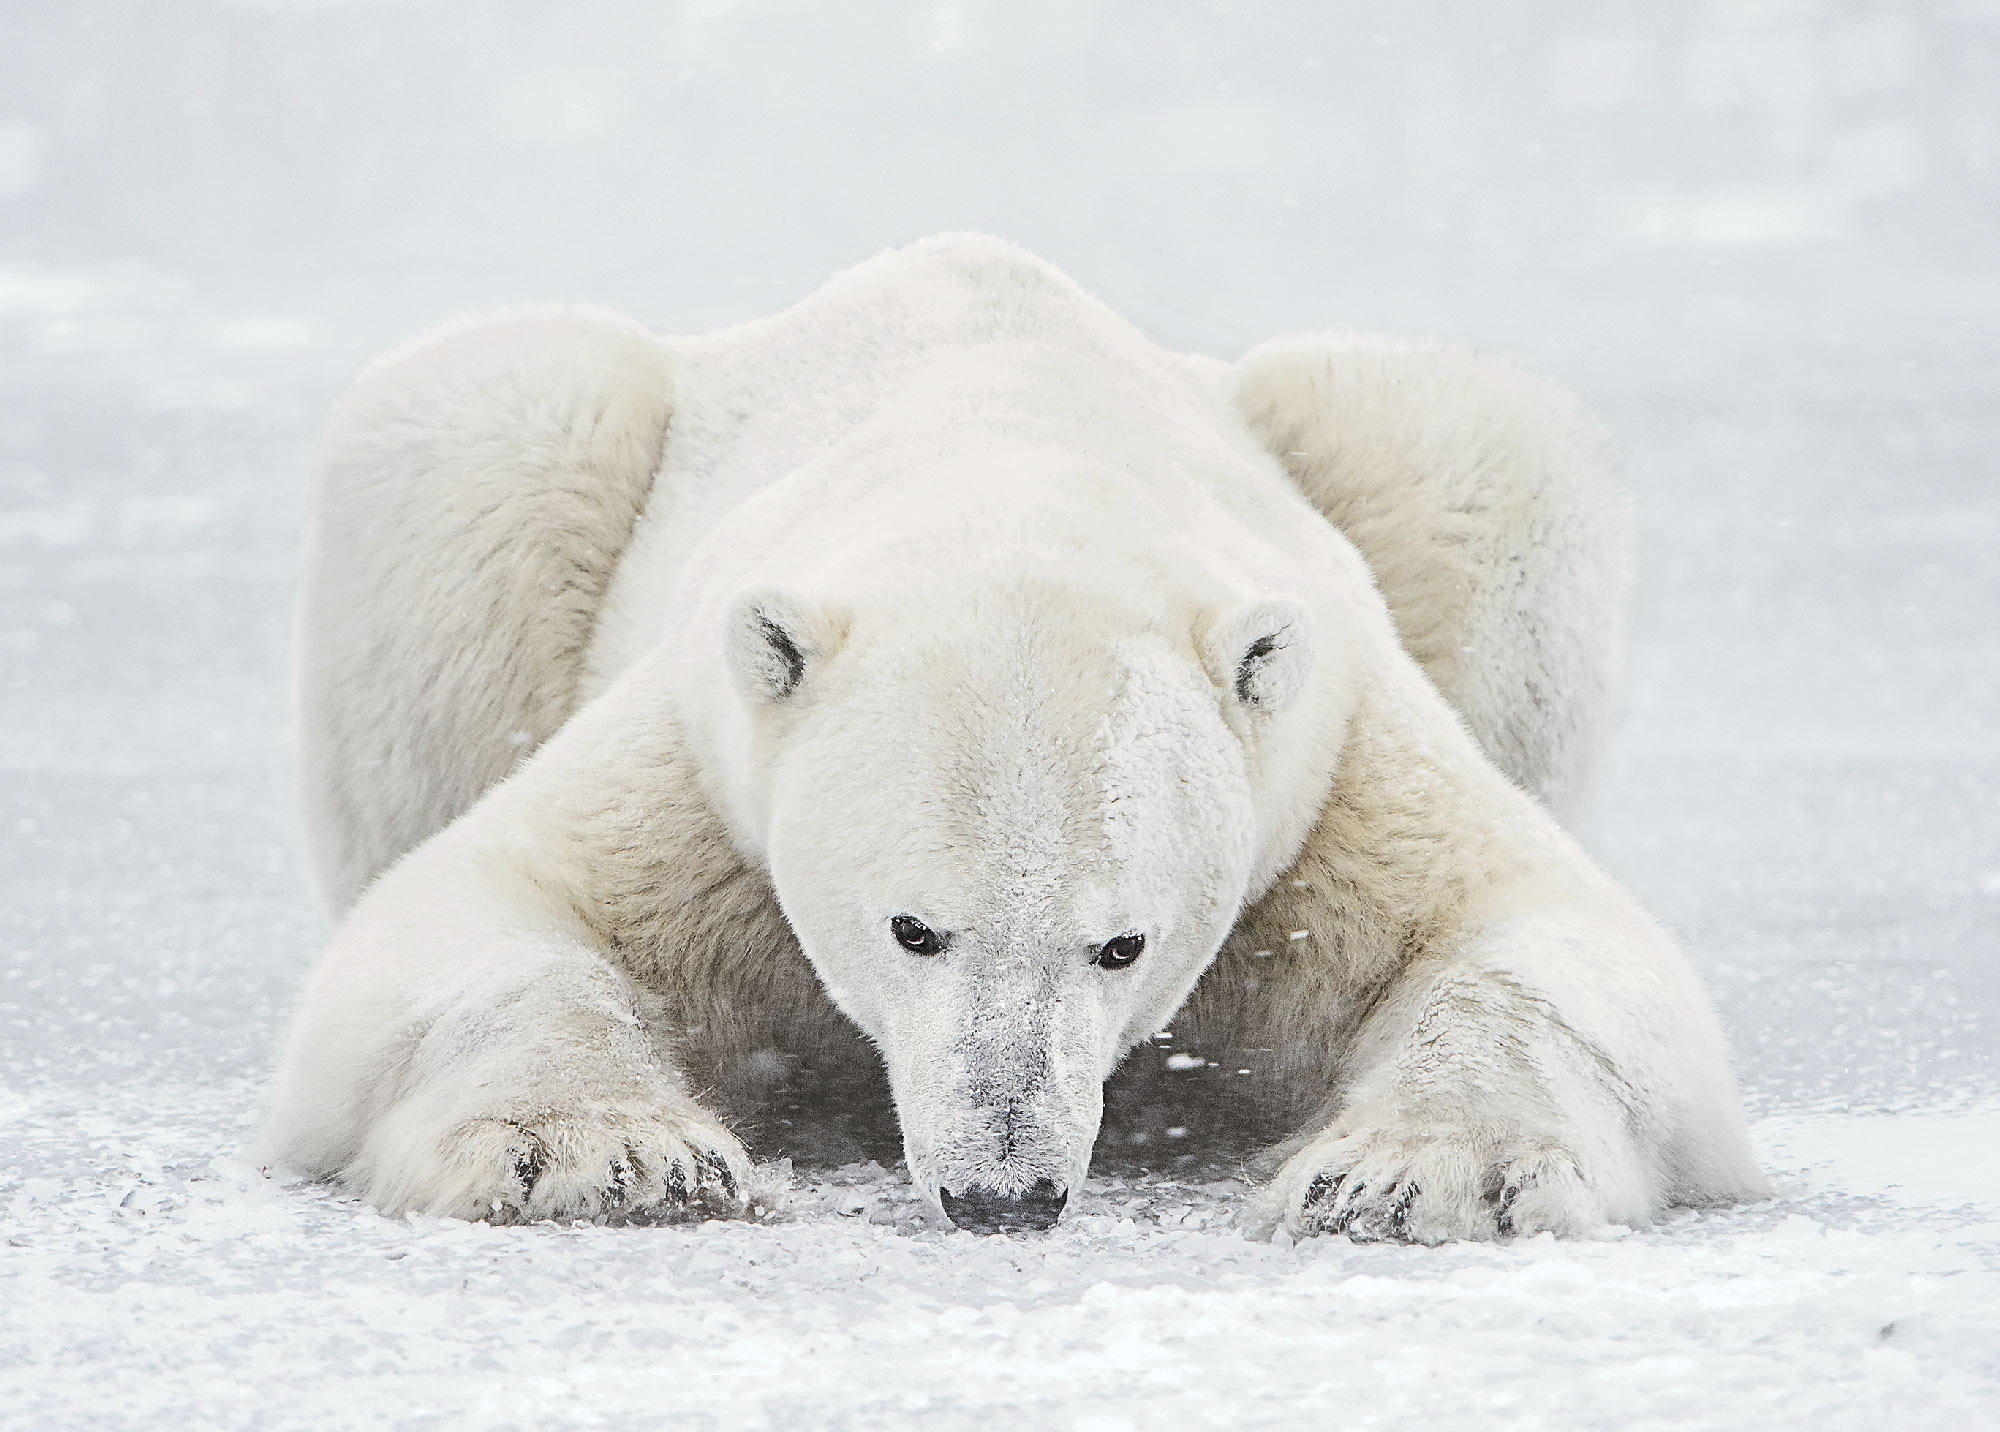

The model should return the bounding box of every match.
[4,1081,1997,1429]
[3,3,1997,1428]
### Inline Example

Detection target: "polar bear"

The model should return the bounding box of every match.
[267,235,1765,1239]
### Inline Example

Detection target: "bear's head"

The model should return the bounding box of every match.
[713,574,1325,1233]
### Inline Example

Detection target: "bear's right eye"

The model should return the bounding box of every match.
[1093,932,1146,970]
[890,916,946,956]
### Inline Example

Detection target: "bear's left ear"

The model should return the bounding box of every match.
[1203,599,1315,716]
[725,587,846,705]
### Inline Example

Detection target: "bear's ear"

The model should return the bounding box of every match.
[725,587,843,705]
[1203,598,1314,716]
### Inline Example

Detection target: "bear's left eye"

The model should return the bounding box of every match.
[1093,933,1146,970]
[890,915,946,956]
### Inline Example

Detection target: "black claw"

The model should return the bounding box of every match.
[697,1150,740,1202]
[1495,1173,1532,1237]
[665,1159,689,1204]
[604,1148,634,1206]
[1304,1172,1344,1208]
[1390,1180,1420,1236]
[512,1142,547,1200]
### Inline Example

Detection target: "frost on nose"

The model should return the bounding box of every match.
[888,963,1105,1233]
[908,1070,1096,1233]
[938,1178,1068,1233]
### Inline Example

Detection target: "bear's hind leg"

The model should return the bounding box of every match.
[1229,337,1627,825]
[299,308,674,912]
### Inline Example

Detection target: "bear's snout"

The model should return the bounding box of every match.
[938,1178,1067,1234]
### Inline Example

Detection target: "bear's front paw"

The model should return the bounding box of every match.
[384,1106,755,1225]
[1257,1125,1607,1245]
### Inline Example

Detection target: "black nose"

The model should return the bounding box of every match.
[939,1178,1068,1233]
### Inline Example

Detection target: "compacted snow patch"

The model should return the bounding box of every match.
[1757,1107,2000,1212]
[3,1081,1996,1430]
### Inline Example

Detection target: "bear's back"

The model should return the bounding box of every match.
[298,236,1622,913]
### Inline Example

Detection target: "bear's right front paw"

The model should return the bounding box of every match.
[374,1107,755,1225]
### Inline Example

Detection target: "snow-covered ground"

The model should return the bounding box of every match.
[4,5,1998,1428]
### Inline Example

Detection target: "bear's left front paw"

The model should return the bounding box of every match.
[1256,1124,1609,1245]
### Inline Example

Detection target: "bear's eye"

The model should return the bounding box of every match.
[890,915,946,956]
[1093,933,1146,970]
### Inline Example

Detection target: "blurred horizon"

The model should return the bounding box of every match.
[3,1,1997,398]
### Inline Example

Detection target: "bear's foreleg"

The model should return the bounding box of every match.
[266,829,754,1225]
[1255,907,1761,1244]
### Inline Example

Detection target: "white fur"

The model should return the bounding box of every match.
[299,306,673,910]
[272,235,1764,1237]
[1230,334,1628,824]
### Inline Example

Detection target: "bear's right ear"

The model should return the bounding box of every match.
[725,587,844,705]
